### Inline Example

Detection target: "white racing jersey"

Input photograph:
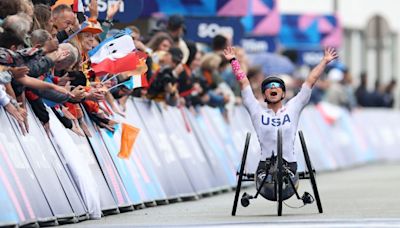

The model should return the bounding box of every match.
[241,83,312,162]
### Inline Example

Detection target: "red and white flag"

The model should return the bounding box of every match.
[73,0,84,12]
[89,31,140,76]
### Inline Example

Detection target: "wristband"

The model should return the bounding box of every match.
[231,58,246,81]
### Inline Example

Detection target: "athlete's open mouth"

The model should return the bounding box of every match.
[270,91,277,96]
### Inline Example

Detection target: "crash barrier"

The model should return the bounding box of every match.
[1,99,400,226]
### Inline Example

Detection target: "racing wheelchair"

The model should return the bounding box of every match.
[231,129,322,216]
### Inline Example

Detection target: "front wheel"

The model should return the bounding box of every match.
[277,129,283,216]
[232,132,251,216]
[299,131,323,213]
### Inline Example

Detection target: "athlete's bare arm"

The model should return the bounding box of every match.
[305,47,338,88]
[223,46,250,90]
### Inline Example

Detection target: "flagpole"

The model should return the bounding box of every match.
[107,82,125,91]
[100,74,111,82]
[63,22,88,43]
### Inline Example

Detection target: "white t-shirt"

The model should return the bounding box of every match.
[241,83,312,162]
[0,85,10,107]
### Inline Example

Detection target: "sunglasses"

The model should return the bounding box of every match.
[264,82,283,90]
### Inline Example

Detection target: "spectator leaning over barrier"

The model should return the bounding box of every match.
[0,24,73,134]
[68,18,117,134]
[176,41,201,108]
[33,3,53,32]
[147,47,183,106]
[0,0,22,20]
[223,46,338,197]
[0,66,28,130]
[2,13,32,47]
[199,53,231,113]
[51,4,80,43]
[146,32,173,74]
[188,48,211,107]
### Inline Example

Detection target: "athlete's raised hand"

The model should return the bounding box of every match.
[306,47,339,88]
[323,47,338,64]
[223,46,236,61]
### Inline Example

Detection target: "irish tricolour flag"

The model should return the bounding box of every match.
[89,29,140,76]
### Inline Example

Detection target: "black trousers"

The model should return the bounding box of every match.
[256,159,297,176]
[255,159,298,201]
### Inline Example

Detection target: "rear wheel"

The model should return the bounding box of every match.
[277,129,283,216]
[299,131,323,213]
[232,132,251,216]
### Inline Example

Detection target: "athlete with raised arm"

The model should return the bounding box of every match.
[223,46,338,198]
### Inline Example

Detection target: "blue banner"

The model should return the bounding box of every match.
[184,17,244,45]
[241,35,277,53]
[82,0,143,23]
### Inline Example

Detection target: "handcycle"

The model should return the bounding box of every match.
[231,129,323,216]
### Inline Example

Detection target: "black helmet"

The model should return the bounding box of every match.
[261,76,286,93]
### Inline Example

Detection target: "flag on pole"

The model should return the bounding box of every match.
[89,29,140,76]
[121,76,134,89]
[108,74,149,91]
[118,123,140,159]
[73,0,84,12]
[134,74,149,89]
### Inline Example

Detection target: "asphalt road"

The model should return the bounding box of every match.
[64,162,400,227]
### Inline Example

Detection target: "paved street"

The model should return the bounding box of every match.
[65,162,400,227]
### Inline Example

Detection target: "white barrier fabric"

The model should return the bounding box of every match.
[31,112,88,220]
[13,108,77,220]
[3,99,400,226]
[352,109,400,160]
[123,100,169,202]
[133,99,196,199]
[229,106,261,174]
[165,107,221,191]
[67,129,119,213]
[99,107,169,205]
[158,105,215,194]
[185,108,235,188]
[48,111,102,219]
[83,113,134,209]
[0,109,53,224]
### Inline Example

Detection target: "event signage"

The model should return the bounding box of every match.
[82,0,143,23]
[184,17,244,45]
[297,50,324,66]
[241,36,276,53]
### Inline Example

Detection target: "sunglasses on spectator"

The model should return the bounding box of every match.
[264,82,283,90]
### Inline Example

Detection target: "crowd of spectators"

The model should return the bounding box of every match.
[308,67,397,110]
[0,0,397,140]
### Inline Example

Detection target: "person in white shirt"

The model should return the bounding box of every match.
[223,46,338,199]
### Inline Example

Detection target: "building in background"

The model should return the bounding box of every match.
[281,0,399,107]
